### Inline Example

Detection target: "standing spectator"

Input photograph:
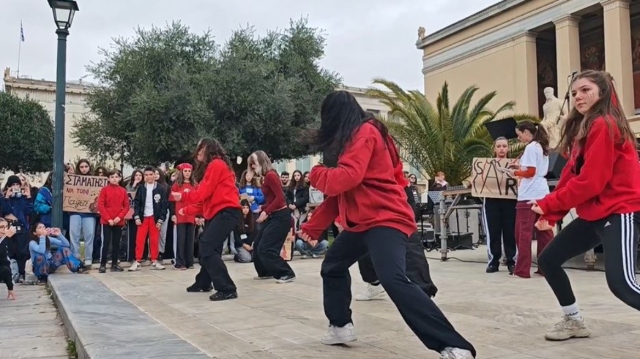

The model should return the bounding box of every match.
[33,173,53,228]
[97,170,129,273]
[170,163,197,270]
[67,159,97,266]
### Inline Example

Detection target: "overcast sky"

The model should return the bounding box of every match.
[1,0,497,92]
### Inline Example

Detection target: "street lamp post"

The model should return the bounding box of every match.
[48,0,79,229]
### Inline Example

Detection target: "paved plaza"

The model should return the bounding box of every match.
[81,249,640,359]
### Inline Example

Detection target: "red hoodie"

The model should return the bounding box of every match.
[170,182,197,224]
[538,116,640,225]
[300,121,416,240]
[180,159,241,220]
[97,183,130,226]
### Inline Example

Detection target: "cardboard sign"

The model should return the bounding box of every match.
[62,174,109,213]
[471,158,519,199]
[280,232,294,261]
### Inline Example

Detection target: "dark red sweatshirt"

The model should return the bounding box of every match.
[300,122,416,240]
[170,182,196,224]
[97,183,130,226]
[261,170,287,215]
[538,116,640,225]
[180,159,241,220]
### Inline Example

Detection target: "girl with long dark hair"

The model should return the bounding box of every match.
[33,172,53,228]
[247,151,296,283]
[286,170,309,226]
[298,91,475,358]
[29,222,85,280]
[124,169,143,263]
[171,139,241,301]
[170,163,197,270]
[68,159,96,266]
[531,70,640,341]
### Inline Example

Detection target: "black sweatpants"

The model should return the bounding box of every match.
[125,220,137,262]
[482,198,516,266]
[193,208,240,293]
[322,226,475,356]
[100,225,122,266]
[93,220,102,261]
[538,212,640,310]
[8,232,29,276]
[253,208,295,279]
[358,231,438,297]
[175,223,195,268]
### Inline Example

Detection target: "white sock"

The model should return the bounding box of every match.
[561,303,582,320]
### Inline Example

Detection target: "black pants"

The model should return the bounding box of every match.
[358,231,438,297]
[322,227,475,356]
[100,225,122,266]
[175,223,195,268]
[193,208,240,293]
[539,212,640,310]
[93,220,102,261]
[8,232,29,276]
[483,198,516,266]
[126,220,137,262]
[253,208,295,279]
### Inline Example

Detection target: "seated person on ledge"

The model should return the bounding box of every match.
[29,222,87,281]
[296,211,328,258]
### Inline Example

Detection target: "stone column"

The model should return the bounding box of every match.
[602,0,634,116]
[554,15,581,101]
[513,32,539,115]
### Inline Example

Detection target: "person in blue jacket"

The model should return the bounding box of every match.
[29,222,86,281]
[33,173,53,227]
[238,170,265,220]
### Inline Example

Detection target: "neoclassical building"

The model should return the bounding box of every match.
[418,0,640,131]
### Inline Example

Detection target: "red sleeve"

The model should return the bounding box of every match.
[97,188,110,220]
[310,128,375,196]
[537,118,615,217]
[262,172,286,215]
[169,183,178,202]
[514,167,536,178]
[182,160,222,204]
[117,189,130,220]
[183,202,203,216]
[300,196,339,241]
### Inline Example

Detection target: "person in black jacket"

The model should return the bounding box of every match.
[0,218,17,300]
[286,170,310,228]
[233,200,256,263]
[129,166,169,271]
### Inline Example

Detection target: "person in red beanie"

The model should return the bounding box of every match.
[170,163,197,270]
[297,91,475,359]
[96,169,129,273]
[530,70,640,342]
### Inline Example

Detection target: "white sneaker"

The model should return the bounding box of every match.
[544,316,591,341]
[440,347,474,359]
[128,261,141,271]
[151,261,166,270]
[354,283,386,301]
[301,255,308,259]
[321,323,356,345]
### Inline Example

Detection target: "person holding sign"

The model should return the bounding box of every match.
[297,91,475,359]
[96,170,129,273]
[483,137,517,274]
[172,139,242,301]
[530,71,640,341]
[502,121,552,279]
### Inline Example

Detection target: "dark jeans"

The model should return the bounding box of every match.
[93,219,102,261]
[175,223,195,268]
[100,225,122,266]
[483,198,516,266]
[322,226,475,356]
[8,232,29,276]
[253,208,295,279]
[358,231,438,297]
[539,212,640,310]
[193,208,241,293]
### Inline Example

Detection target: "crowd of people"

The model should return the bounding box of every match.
[2,70,640,359]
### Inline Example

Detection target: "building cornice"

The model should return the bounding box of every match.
[600,0,630,11]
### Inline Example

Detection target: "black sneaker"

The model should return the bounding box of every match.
[92,258,100,264]
[275,275,296,284]
[486,265,499,273]
[110,265,124,272]
[186,283,213,293]
[99,266,107,273]
[507,264,515,275]
[209,291,238,301]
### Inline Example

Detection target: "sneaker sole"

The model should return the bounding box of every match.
[354,293,386,301]
[544,329,591,341]
[276,278,295,284]
[321,336,357,345]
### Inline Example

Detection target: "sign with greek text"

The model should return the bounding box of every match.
[471,158,519,199]
[62,174,109,213]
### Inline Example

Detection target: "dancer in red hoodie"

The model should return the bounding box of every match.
[531,70,640,341]
[170,163,197,270]
[96,170,129,273]
[298,91,475,359]
[172,138,242,301]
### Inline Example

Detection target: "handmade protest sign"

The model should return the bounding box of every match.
[471,158,519,199]
[63,174,109,213]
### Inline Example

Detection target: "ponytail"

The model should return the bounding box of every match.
[516,121,550,156]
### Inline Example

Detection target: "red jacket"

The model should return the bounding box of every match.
[301,122,416,240]
[180,159,241,220]
[170,182,197,224]
[97,184,130,226]
[538,116,640,225]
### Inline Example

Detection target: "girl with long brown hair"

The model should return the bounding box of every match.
[531,70,640,341]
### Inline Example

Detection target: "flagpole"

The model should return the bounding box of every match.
[17,21,22,78]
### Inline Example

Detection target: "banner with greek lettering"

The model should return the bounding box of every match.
[63,174,109,213]
[471,158,519,199]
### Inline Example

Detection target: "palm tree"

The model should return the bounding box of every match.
[366,79,539,186]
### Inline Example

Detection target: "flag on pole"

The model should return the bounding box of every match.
[20,21,24,42]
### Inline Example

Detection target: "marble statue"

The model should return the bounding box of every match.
[541,87,565,149]
[418,26,426,40]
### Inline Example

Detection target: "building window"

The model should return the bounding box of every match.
[295,157,312,173]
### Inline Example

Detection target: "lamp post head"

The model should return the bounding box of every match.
[47,0,79,31]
